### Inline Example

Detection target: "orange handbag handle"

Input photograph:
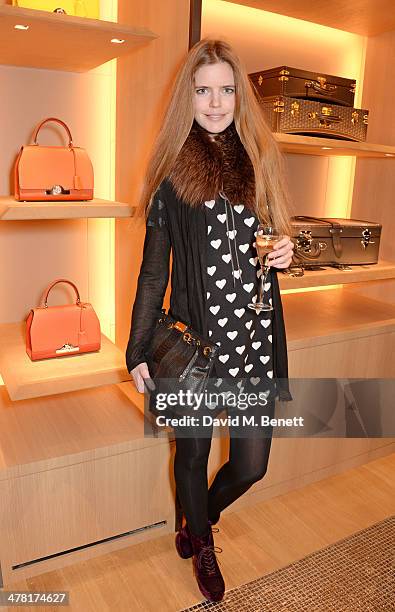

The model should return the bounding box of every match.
[40,279,81,308]
[32,117,74,147]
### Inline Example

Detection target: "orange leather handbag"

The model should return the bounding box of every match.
[14,117,94,201]
[26,279,101,361]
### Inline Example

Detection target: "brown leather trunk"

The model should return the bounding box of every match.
[290,216,382,267]
[260,96,368,142]
[249,66,356,107]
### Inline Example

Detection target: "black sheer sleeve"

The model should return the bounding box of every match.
[125,185,171,374]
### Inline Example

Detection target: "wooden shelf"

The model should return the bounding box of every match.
[278,260,395,291]
[274,133,395,158]
[283,287,395,350]
[223,1,395,37]
[0,5,156,72]
[0,196,135,220]
[0,322,130,401]
[0,383,165,480]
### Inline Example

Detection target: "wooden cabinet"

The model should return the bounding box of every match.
[0,1,184,587]
[0,384,174,586]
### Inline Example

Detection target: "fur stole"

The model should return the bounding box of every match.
[169,121,256,210]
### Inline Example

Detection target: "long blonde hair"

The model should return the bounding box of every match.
[139,38,292,235]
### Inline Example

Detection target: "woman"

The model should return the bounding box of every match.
[126,39,294,603]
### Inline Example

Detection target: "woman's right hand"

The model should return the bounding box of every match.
[130,362,152,393]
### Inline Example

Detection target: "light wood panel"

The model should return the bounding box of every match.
[0,442,173,585]
[276,133,395,158]
[207,435,392,509]
[0,383,166,479]
[0,322,130,400]
[0,5,157,72]
[0,382,174,585]
[223,0,395,36]
[282,287,395,347]
[115,0,190,357]
[349,30,395,307]
[288,329,395,376]
[210,440,395,519]
[0,196,135,220]
[278,260,395,290]
[0,443,172,560]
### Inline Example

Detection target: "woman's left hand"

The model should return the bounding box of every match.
[267,235,294,269]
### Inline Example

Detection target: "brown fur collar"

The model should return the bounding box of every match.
[169,121,256,210]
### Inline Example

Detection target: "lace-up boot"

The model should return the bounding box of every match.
[189,523,225,602]
[175,521,219,560]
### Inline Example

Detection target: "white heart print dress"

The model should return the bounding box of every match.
[205,197,274,387]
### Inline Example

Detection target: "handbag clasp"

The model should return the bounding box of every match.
[361,228,374,250]
[55,343,79,354]
[46,185,70,196]
[173,321,187,333]
[167,320,205,348]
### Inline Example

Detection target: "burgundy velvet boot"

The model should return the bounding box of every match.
[175,523,194,559]
[175,521,219,560]
[190,524,225,602]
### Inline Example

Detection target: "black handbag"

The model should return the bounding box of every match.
[145,309,220,416]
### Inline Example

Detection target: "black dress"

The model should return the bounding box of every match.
[125,179,293,403]
[205,197,275,398]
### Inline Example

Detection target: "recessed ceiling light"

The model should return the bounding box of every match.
[14,24,30,30]
[111,38,125,44]
[384,153,394,157]
[321,147,332,150]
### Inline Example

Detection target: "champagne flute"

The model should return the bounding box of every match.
[248,224,283,313]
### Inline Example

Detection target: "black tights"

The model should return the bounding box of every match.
[174,404,274,537]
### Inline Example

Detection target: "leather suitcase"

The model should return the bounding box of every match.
[289,216,381,268]
[249,66,356,107]
[260,96,368,142]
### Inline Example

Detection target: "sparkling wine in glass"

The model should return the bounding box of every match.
[248,225,282,313]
